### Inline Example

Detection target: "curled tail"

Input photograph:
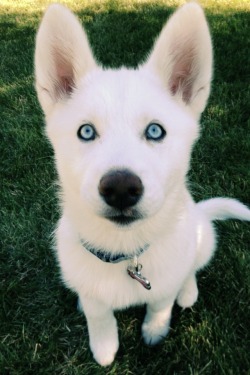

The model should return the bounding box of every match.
[197,198,250,221]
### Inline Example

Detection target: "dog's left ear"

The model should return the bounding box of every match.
[35,4,97,117]
[145,2,213,119]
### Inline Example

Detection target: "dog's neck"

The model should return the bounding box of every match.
[80,239,149,263]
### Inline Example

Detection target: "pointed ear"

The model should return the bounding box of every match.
[35,4,97,116]
[145,3,213,119]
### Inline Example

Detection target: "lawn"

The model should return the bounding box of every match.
[0,0,249,374]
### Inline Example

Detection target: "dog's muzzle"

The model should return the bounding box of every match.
[99,169,144,225]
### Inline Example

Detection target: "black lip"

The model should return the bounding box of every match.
[107,215,140,226]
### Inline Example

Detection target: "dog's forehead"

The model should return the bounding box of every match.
[56,67,197,139]
[83,67,163,98]
[77,68,173,122]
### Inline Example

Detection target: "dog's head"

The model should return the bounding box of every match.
[35,3,212,245]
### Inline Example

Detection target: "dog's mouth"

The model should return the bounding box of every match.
[107,214,139,226]
[103,209,143,226]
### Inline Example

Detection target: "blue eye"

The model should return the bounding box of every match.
[145,123,166,141]
[77,124,97,141]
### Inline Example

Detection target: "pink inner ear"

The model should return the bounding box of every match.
[54,48,75,97]
[169,43,196,103]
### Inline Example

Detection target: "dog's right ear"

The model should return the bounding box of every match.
[144,2,213,120]
[35,4,97,116]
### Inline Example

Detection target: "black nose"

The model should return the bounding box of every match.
[98,169,143,210]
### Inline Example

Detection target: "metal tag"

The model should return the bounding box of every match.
[127,263,151,290]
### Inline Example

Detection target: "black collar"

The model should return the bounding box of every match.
[80,239,149,264]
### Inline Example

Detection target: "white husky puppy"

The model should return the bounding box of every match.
[35,2,250,366]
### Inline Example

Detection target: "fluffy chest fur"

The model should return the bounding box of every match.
[56,197,198,310]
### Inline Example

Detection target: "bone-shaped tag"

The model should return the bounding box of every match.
[127,263,151,290]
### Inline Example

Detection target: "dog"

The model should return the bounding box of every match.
[35,2,250,366]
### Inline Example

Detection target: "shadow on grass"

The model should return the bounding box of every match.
[1,3,249,74]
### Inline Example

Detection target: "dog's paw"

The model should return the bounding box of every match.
[90,327,119,366]
[177,282,198,308]
[142,319,170,346]
[92,344,118,367]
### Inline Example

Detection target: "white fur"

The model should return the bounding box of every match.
[35,3,250,366]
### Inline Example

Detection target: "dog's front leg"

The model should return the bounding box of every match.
[80,296,119,366]
[142,298,174,345]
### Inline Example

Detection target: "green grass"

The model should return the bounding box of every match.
[0,0,249,374]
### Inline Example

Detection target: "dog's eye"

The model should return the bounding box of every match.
[77,124,97,141]
[145,123,166,141]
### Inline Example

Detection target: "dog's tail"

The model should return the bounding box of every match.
[197,198,250,222]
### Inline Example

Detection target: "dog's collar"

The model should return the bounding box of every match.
[80,239,149,264]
